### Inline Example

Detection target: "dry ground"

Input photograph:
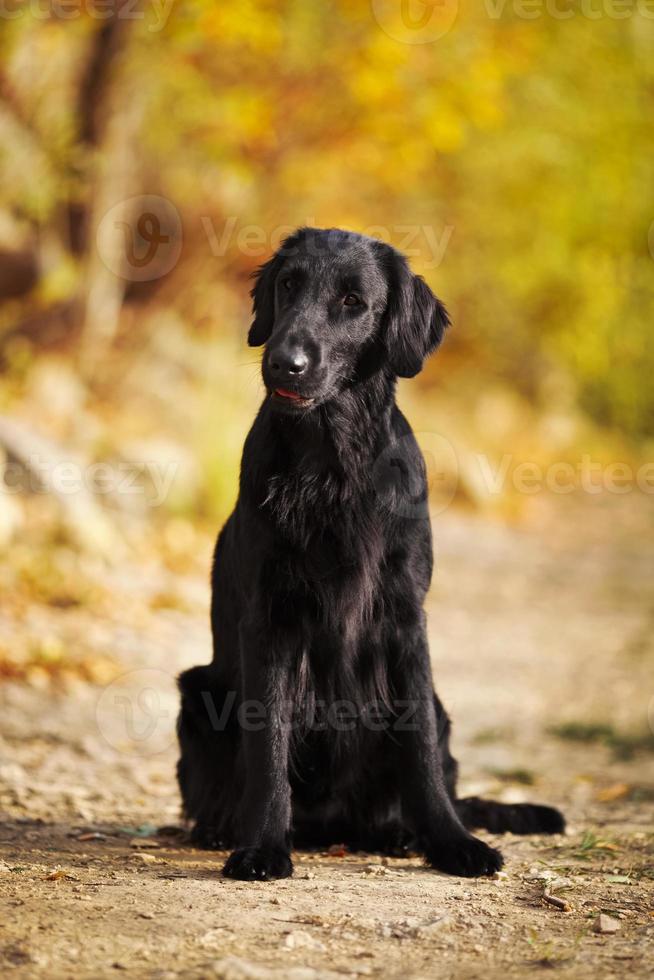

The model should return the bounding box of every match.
[1,495,652,979]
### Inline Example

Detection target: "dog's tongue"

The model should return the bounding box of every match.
[275,388,304,401]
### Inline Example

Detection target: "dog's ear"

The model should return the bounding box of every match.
[383,250,450,378]
[248,229,307,346]
[247,251,284,347]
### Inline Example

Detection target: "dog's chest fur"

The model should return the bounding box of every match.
[257,437,391,647]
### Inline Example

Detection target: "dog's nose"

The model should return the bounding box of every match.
[269,349,309,379]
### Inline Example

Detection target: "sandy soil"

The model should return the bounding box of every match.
[1,496,652,979]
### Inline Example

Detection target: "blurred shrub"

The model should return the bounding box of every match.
[0,1,652,442]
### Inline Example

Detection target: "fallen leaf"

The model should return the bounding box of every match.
[596,784,630,803]
[43,869,78,882]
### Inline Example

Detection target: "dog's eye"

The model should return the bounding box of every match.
[281,278,293,291]
[343,294,360,307]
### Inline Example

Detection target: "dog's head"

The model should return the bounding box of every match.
[248,227,449,412]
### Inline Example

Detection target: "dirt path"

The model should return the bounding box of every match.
[1,498,652,979]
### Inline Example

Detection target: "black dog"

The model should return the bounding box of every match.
[177,227,564,880]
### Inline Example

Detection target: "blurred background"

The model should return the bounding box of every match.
[0,0,653,840]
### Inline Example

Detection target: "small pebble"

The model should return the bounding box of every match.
[363,864,390,876]
[594,914,620,934]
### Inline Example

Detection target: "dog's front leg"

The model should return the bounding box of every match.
[392,618,504,877]
[222,619,293,881]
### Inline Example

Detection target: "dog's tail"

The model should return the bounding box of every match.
[455,797,565,835]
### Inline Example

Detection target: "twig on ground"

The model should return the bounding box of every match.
[543,887,572,912]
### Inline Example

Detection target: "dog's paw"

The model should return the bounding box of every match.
[191,822,225,850]
[223,846,293,881]
[425,835,504,878]
[526,804,566,835]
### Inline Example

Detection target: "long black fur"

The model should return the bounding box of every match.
[177,227,565,880]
